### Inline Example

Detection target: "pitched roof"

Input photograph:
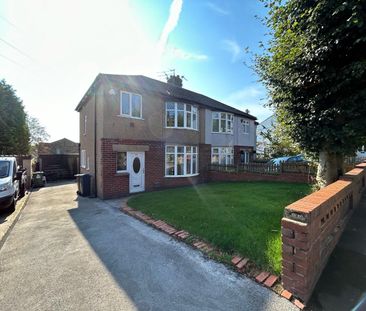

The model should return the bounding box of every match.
[76,74,257,120]
[38,138,79,155]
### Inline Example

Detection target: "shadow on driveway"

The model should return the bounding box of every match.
[68,193,296,311]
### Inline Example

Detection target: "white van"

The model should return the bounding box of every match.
[0,157,20,211]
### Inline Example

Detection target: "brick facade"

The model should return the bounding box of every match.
[100,139,210,199]
[281,162,366,303]
[99,136,298,199]
[234,145,255,165]
[76,74,258,199]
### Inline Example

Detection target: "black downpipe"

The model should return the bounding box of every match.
[78,143,80,174]
[94,84,97,198]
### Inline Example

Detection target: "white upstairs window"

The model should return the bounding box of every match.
[165,102,198,130]
[120,91,142,119]
[241,119,249,134]
[212,112,233,134]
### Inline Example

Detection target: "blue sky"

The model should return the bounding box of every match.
[0,0,271,142]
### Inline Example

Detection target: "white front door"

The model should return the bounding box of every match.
[128,152,145,193]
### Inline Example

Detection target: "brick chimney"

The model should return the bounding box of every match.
[167,75,183,87]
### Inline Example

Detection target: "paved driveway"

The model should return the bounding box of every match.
[0,182,296,311]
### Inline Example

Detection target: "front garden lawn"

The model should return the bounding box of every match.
[128,181,311,274]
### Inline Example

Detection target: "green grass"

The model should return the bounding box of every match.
[128,181,311,274]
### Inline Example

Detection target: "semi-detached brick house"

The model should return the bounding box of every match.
[75,74,257,199]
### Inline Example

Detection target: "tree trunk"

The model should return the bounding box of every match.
[316,151,344,188]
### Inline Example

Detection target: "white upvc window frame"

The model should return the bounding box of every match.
[83,115,87,136]
[165,102,198,130]
[212,112,234,134]
[241,119,250,134]
[241,151,250,164]
[116,151,128,173]
[211,147,234,165]
[165,145,199,177]
[119,91,143,119]
[81,150,86,168]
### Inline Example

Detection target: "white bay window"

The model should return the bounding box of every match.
[166,102,198,130]
[165,145,198,177]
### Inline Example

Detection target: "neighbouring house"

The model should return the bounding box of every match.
[256,114,276,157]
[75,74,257,199]
[37,138,79,180]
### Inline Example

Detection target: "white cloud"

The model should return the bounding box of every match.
[222,39,241,63]
[168,47,208,61]
[157,0,183,55]
[205,2,229,15]
[224,86,272,122]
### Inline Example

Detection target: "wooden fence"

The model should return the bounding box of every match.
[209,162,317,176]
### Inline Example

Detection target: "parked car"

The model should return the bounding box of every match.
[287,154,307,163]
[0,157,25,212]
[268,154,307,165]
[267,156,291,165]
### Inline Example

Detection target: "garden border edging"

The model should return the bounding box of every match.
[120,201,305,310]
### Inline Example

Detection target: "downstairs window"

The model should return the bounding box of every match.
[165,145,198,177]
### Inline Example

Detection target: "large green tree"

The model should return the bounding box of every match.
[256,0,366,186]
[27,115,49,145]
[27,115,50,158]
[0,79,30,155]
[260,121,301,158]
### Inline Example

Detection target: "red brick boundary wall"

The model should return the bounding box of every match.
[281,162,366,303]
[209,170,312,184]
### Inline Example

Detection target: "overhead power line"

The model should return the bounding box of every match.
[0,53,24,67]
[0,15,19,30]
[0,37,36,62]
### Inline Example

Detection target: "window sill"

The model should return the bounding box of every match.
[211,132,234,135]
[115,172,129,177]
[117,115,144,120]
[164,173,199,178]
[165,127,199,132]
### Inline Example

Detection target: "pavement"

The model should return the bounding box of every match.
[0,191,30,248]
[308,194,366,311]
[0,181,296,311]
